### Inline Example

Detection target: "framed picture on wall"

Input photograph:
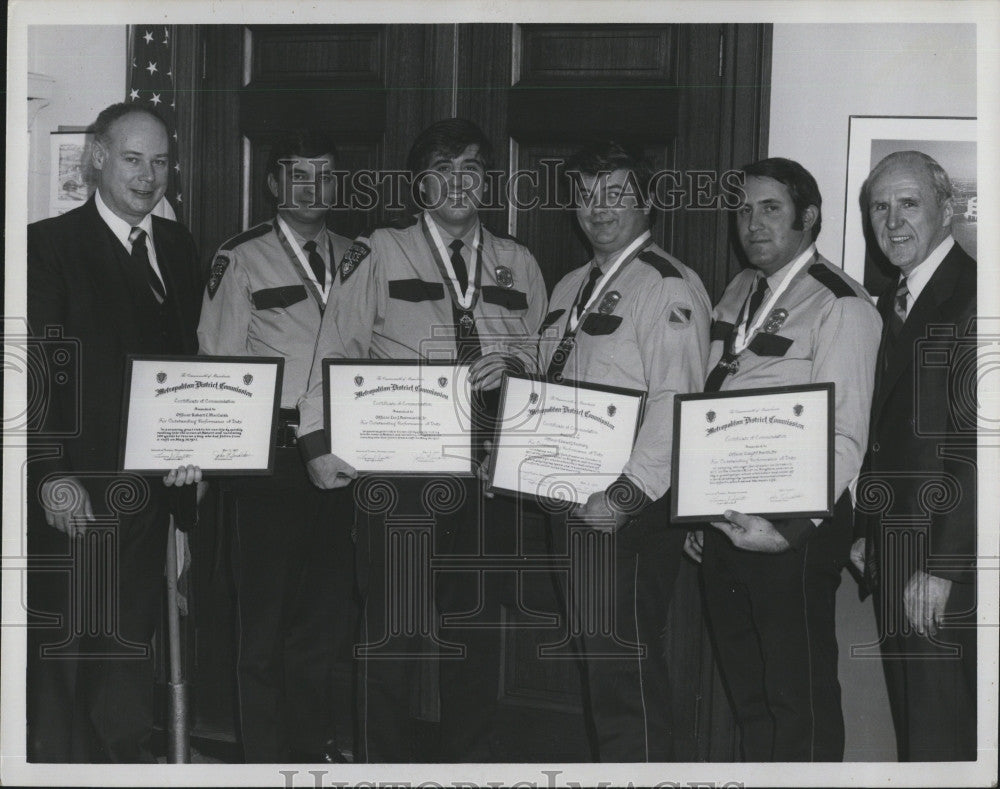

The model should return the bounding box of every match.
[842,115,976,298]
[49,129,93,216]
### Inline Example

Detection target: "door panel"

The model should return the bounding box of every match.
[180,22,769,761]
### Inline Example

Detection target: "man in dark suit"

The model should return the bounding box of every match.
[26,103,204,762]
[851,150,977,761]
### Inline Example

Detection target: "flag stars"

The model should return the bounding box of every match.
[143,30,154,44]
[174,162,181,173]
[150,93,162,106]
[145,61,158,76]
[129,88,141,101]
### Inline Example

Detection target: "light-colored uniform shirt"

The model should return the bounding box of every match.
[297,213,548,454]
[197,218,351,408]
[708,247,882,506]
[539,240,711,502]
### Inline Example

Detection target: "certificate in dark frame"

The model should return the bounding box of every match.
[670,382,835,524]
[322,357,476,476]
[119,354,284,476]
[485,371,647,507]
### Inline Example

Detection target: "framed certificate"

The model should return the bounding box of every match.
[670,383,834,523]
[323,359,474,475]
[120,355,283,475]
[486,373,646,506]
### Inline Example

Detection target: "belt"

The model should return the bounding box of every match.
[275,407,299,449]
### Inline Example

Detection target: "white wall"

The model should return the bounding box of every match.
[769,22,976,762]
[769,23,976,269]
[27,26,127,222]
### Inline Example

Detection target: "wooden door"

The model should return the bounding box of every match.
[176,22,770,761]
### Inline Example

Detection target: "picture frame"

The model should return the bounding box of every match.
[842,115,976,297]
[48,129,92,217]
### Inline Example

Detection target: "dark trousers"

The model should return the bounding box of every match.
[875,569,976,761]
[701,521,845,761]
[436,493,556,762]
[229,447,354,762]
[27,483,170,763]
[552,495,684,762]
[353,475,476,762]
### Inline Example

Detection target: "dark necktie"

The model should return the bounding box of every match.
[704,274,768,392]
[449,239,468,292]
[889,276,908,336]
[302,240,326,288]
[129,227,165,304]
[575,265,603,320]
[746,273,769,324]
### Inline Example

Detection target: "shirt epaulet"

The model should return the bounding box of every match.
[220,221,272,252]
[807,263,857,299]
[637,250,682,279]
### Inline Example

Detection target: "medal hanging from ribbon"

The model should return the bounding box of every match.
[546,232,651,382]
[704,250,815,392]
[275,216,333,306]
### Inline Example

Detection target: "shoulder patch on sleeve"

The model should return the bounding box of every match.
[339,241,371,282]
[807,263,856,299]
[638,250,681,278]
[219,221,272,252]
[207,254,231,299]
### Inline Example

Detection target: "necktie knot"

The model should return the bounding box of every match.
[303,240,317,253]
[129,227,146,247]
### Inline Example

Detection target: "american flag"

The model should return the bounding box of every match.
[126,25,182,219]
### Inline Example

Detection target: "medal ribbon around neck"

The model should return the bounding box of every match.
[731,249,815,355]
[567,230,651,332]
[275,215,331,303]
[422,213,483,310]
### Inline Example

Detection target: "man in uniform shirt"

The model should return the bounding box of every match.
[851,151,977,761]
[537,140,711,761]
[197,131,354,762]
[683,157,882,761]
[297,118,548,761]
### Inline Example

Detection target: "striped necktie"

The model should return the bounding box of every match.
[129,227,166,303]
[890,276,908,336]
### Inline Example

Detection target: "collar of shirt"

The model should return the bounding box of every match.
[903,236,954,306]
[286,223,330,266]
[431,215,481,252]
[763,243,816,292]
[95,188,154,252]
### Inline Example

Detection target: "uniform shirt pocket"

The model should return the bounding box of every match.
[251,285,308,310]
[580,313,623,336]
[481,286,528,311]
[747,332,794,357]
[388,279,445,302]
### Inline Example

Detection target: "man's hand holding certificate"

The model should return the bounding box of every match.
[670,383,834,524]
[486,373,645,506]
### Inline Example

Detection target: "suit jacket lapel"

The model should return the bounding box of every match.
[79,198,140,344]
[873,248,964,418]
